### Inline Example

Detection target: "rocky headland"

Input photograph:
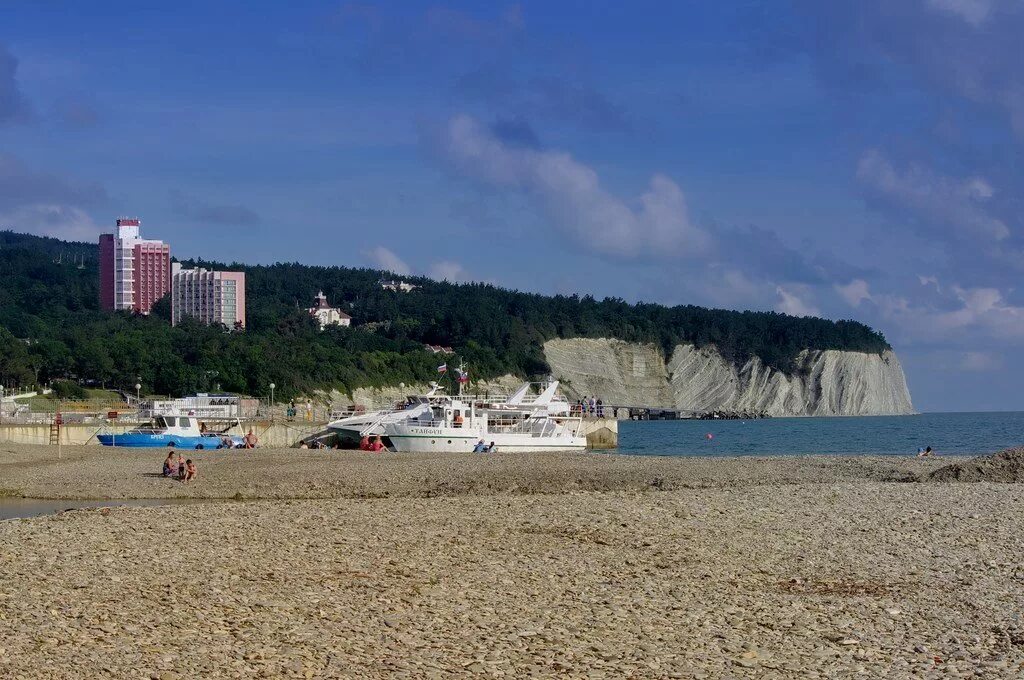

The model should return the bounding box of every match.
[544,338,915,417]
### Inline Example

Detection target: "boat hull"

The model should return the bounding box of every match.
[97,433,242,449]
[383,424,586,453]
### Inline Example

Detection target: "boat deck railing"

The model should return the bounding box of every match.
[396,415,582,437]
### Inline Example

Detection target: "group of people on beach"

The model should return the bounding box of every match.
[358,435,386,452]
[573,396,604,418]
[473,439,497,452]
[162,452,197,483]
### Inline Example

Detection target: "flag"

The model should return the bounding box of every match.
[457,369,469,383]
[437,364,447,373]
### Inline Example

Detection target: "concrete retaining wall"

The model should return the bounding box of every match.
[0,424,132,446]
[0,421,329,449]
[0,418,618,449]
[580,418,618,449]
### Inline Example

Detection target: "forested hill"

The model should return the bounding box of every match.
[0,230,890,399]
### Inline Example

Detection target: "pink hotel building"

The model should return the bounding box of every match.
[98,218,171,314]
[98,217,245,328]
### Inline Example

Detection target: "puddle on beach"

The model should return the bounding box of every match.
[0,498,213,521]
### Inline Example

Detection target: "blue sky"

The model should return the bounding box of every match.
[2,0,1023,412]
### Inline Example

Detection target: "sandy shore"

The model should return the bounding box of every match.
[1,446,1022,678]
[0,444,951,500]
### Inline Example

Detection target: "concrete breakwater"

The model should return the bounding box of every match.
[0,417,618,449]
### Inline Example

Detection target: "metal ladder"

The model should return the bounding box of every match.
[49,410,63,445]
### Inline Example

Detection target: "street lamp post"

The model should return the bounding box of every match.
[135,383,141,403]
[269,383,276,416]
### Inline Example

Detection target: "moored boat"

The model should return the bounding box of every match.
[98,414,244,449]
[328,379,586,452]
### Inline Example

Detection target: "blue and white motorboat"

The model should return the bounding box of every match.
[98,414,244,449]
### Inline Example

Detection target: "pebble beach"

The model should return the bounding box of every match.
[1,445,1023,678]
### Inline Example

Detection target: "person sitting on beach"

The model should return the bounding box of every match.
[183,459,197,483]
[918,446,934,457]
[244,429,258,449]
[472,439,487,453]
[486,441,497,453]
[162,452,178,478]
[220,434,233,449]
[370,435,385,453]
[359,435,371,451]
[176,454,187,481]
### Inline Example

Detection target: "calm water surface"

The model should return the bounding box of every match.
[617,411,1024,457]
[0,498,211,521]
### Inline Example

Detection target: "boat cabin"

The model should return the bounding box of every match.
[153,415,201,432]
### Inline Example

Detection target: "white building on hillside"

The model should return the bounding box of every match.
[380,278,418,293]
[308,290,351,330]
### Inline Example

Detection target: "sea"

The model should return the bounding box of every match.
[616,411,1024,457]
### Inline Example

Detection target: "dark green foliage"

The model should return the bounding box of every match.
[0,231,890,398]
[50,379,87,400]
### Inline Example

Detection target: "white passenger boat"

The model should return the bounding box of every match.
[327,380,585,452]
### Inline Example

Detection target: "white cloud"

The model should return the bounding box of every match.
[438,114,711,259]
[836,278,871,307]
[855,276,1024,346]
[775,286,821,317]
[428,260,470,282]
[925,0,994,26]
[366,246,411,275]
[0,204,101,241]
[857,149,1010,241]
[960,350,1002,371]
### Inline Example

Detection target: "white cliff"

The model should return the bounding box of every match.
[544,338,914,416]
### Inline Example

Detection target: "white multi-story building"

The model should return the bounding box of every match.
[171,263,246,329]
[308,290,351,330]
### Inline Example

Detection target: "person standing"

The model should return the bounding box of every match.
[596,398,604,418]
[588,396,596,417]
[305,399,313,422]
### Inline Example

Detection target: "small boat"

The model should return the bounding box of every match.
[98,414,244,449]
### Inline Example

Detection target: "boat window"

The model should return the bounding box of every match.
[154,416,166,428]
